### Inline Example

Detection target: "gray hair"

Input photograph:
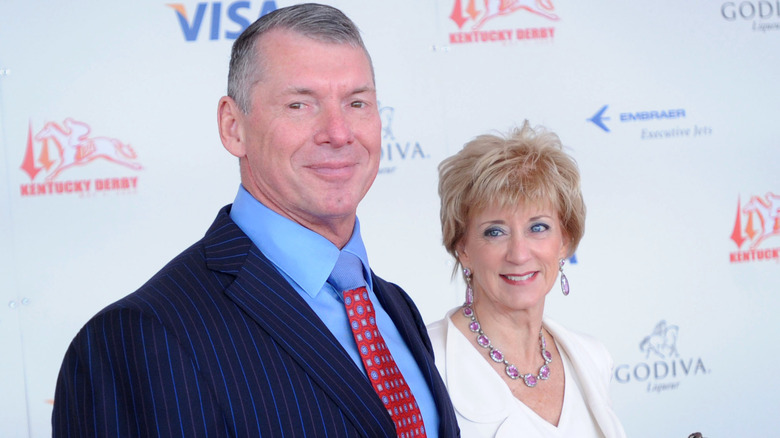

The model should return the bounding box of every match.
[227,3,373,113]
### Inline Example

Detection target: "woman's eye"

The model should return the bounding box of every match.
[483,227,504,237]
[530,223,550,233]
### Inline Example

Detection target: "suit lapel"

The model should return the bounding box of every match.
[203,208,396,435]
[372,275,460,437]
[371,276,429,363]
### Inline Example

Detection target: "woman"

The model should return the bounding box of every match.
[427,121,626,437]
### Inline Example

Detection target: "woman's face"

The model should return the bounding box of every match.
[458,202,569,315]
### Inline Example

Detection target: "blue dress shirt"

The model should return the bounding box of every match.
[229,185,439,435]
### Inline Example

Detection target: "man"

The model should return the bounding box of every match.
[52,3,459,437]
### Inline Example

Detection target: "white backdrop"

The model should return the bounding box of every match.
[1,1,778,436]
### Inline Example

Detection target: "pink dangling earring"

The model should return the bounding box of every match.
[559,259,570,296]
[463,268,474,305]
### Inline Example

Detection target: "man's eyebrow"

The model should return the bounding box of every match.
[282,86,315,96]
[350,86,376,95]
[281,85,376,96]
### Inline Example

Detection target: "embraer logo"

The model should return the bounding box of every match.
[587,104,687,133]
[587,105,611,132]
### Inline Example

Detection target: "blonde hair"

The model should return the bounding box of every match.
[438,121,585,275]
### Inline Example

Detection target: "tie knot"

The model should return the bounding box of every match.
[328,251,366,292]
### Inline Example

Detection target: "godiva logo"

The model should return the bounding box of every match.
[613,321,710,394]
[376,102,430,176]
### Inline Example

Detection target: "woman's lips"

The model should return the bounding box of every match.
[502,272,536,282]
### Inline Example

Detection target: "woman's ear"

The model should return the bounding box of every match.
[559,233,571,261]
[456,240,469,266]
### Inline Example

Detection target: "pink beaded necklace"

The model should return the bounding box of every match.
[462,302,552,388]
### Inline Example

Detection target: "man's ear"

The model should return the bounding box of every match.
[218,96,246,158]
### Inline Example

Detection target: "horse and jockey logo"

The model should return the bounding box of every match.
[18,118,143,197]
[731,193,780,250]
[639,320,679,360]
[449,0,559,30]
[379,101,395,141]
[614,320,708,392]
[375,102,428,175]
[447,0,559,45]
[20,118,142,182]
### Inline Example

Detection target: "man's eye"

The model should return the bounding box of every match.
[351,101,366,108]
[288,103,303,109]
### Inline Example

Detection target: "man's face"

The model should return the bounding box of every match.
[232,29,381,239]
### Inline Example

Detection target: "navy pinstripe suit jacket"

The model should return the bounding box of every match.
[53,206,459,437]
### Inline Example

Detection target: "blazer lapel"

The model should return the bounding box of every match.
[203,207,396,435]
[372,275,460,437]
[544,318,625,438]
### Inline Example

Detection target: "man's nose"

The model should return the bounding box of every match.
[315,104,354,147]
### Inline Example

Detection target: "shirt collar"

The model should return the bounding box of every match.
[229,185,371,297]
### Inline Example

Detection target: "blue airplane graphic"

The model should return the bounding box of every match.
[587,105,611,132]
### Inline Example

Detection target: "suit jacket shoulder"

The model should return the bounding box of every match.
[55,206,394,437]
[54,206,459,437]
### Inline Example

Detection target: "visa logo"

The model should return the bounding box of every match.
[168,1,277,42]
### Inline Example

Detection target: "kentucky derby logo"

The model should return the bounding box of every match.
[377,102,429,176]
[614,320,709,394]
[448,0,558,45]
[19,118,142,197]
[729,193,780,263]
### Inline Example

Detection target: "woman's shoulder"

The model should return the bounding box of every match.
[544,317,612,367]
[426,315,448,333]
[426,306,460,348]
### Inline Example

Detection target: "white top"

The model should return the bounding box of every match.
[510,344,601,437]
[427,307,627,438]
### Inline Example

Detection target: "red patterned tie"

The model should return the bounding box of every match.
[329,252,427,438]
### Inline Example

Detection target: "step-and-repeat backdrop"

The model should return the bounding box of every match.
[1,1,778,436]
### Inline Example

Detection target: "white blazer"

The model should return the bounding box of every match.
[427,307,626,438]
